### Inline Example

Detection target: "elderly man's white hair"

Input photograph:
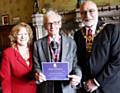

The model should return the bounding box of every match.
[44,10,62,24]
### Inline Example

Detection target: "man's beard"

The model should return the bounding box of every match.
[83,19,97,27]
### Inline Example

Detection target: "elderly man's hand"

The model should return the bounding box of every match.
[68,75,81,87]
[35,72,46,83]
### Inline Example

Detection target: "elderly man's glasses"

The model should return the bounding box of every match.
[46,21,61,26]
[80,9,96,15]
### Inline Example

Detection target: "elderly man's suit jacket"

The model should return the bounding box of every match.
[33,34,81,93]
[74,22,120,93]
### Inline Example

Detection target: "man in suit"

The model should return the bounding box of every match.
[74,0,120,93]
[33,10,82,93]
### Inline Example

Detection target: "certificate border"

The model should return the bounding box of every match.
[42,62,69,81]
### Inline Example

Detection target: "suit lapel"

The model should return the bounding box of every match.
[14,49,31,69]
[61,35,69,61]
[41,36,51,62]
[96,21,105,31]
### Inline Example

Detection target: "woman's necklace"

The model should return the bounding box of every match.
[17,46,30,66]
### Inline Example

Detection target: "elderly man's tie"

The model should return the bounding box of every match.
[86,28,93,52]
[50,41,59,62]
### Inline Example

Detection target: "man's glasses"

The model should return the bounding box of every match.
[80,9,96,15]
[46,21,61,26]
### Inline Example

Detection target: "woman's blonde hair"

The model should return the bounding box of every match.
[9,22,33,47]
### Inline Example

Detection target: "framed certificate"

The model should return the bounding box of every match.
[42,62,69,80]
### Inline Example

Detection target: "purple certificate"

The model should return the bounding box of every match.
[42,62,69,80]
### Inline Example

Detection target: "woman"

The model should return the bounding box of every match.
[0,22,36,93]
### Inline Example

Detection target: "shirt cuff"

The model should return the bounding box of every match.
[93,78,100,87]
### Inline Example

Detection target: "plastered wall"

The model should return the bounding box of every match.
[0,0,119,25]
[0,0,34,25]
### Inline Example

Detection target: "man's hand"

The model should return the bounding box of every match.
[35,72,46,83]
[68,75,81,87]
[85,79,98,92]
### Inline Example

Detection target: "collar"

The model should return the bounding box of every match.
[81,22,107,39]
[86,24,97,35]
[48,35,61,45]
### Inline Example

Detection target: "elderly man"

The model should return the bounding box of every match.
[74,0,120,93]
[33,10,82,93]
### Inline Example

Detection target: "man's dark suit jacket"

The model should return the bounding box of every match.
[74,23,120,93]
[33,34,81,93]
